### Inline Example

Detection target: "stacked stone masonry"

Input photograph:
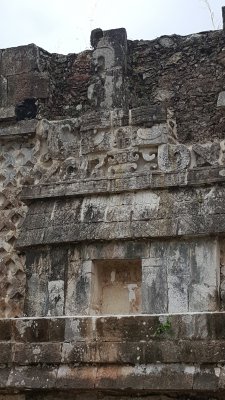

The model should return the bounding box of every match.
[2,10,225,399]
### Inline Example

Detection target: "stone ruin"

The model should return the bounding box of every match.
[2,9,225,400]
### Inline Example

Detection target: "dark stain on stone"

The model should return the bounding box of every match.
[15,98,37,120]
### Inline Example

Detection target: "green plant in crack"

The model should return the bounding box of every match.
[154,318,172,337]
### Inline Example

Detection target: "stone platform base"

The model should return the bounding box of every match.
[0,313,225,395]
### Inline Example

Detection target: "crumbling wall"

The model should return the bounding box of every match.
[127,30,225,144]
[1,25,225,317]
[2,12,225,398]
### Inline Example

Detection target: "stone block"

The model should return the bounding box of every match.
[0,75,7,107]
[64,317,92,342]
[48,280,64,316]
[40,118,80,159]
[1,44,40,76]
[0,368,11,388]
[189,284,218,312]
[0,343,12,364]
[167,242,190,313]
[223,6,225,30]
[0,106,16,121]
[88,28,127,109]
[177,313,208,339]
[56,365,96,389]
[132,191,160,221]
[80,110,110,131]
[109,342,144,364]
[219,366,225,389]
[217,91,225,107]
[95,365,129,389]
[158,143,191,172]
[189,239,219,312]
[82,240,150,260]
[81,196,107,223]
[7,366,58,389]
[134,124,168,146]
[130,105,166,126]
[65,260,82,315]
[110,108,129,127]
[24,247,68,317]
[17,187,225,246]
[0,119,37,139]
[13,342,62,364]
[104,28,127,68]
[61,342,87,363]
[65,259,92,315]
[193,366,220,391]
[48,318,65,342]
[105,204,132,222]
[95,315,160,342]
[142,266,168,313]
[12,318,49,342]
[24,272,49,317]
[7,72,49,104]
[0,319,12,341]
[61,341,137,364]
[152,339,225,364]
[212,312,225,339]
[142,239,219,314]
[95,364,194,391]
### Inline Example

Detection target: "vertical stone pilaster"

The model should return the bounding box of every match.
[222,6,225,31]
[88,28,127,109]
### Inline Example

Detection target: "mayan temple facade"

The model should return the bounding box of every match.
[2,8,225,400]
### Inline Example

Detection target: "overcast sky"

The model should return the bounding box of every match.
[0,0,224,54]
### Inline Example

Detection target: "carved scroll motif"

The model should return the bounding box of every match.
[158,144,191,172]
[140,148,158,170]
[108,163,138,176]
[136,124,168,146]
[108,151,139,165]
[35,118,225,183]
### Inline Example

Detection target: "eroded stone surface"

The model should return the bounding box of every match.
[1,19,225,398]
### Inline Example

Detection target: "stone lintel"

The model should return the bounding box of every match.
[0,119,37,139]
[20,166,225,201]
[17,184,225,248]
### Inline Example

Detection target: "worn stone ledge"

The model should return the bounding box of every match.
[0,314,225,366]
[17,183,225,246]
[1,339,225,366]
[1,363,225,392]
[79,105,166,131]
[2,313,225,341]
[17,220,225,248]
[0,120,37,139]
[20,166,225,201]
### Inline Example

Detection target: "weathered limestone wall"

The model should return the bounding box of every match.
[2,313,225,392]
[20,238,220,317]
[2,10,225,397]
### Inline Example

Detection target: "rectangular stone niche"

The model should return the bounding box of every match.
[90,259,142,315]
